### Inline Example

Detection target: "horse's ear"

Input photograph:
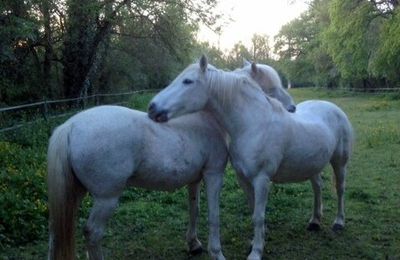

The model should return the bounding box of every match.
[251,62,258,74]
[200,55,208,72]
[243,58,251,67]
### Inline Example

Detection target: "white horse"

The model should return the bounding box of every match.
[237,60,296,113]
[47,65,298,260]
[148,56,354,260]
[47,106,228,260]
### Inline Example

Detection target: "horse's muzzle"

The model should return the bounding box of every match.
[148,102,169,123]
[287,105,296,113]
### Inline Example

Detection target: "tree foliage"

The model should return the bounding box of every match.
[0,0,44,104]
[323,0,376,80]
[251,34,271,62]
[372,6,400,81]
[0,0,222,105]
[1,0,400,106]
[271,0,400,89]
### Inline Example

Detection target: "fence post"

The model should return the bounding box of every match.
[83,96,87,109]
[42,98,48,121]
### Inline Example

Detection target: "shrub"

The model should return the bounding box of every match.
[0,141,48,246]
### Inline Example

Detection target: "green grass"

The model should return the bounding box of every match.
[1,88,399,259]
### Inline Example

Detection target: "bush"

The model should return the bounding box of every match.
[0,118,64,247]
[0,141,48,247]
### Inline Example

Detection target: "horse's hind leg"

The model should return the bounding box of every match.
[84,197,119,260]
[186,181,203,255]
[331,162,347,232]
[307,173,323,231]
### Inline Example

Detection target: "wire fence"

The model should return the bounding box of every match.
[1,87,399,133]
[347,87,400,94]
[0,89,160,133]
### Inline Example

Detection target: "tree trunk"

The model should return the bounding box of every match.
[62,0,128,98]
[41,0,53,98]
[62,0,95,98]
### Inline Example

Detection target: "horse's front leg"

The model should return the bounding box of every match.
[247,174,270,260]
[236,172,255,212]
[203,171,225,260]
[186,181,202,255]
[307,173,323,231]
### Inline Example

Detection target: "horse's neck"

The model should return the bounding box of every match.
[206,82,274,140]
[200,111,229,142]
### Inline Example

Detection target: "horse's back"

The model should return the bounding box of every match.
[65,106,148,195]
[296,100,343,118]
[295,100,352,133]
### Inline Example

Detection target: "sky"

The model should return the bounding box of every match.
[197,0,309,52]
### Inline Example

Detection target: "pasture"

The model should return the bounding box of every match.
[1,88,399,259]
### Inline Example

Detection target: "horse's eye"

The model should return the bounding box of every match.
[183,79,194,85]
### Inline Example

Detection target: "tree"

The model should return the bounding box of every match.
[0,0,42,104]
[62,0,222,98]
[226,41,251,69]
[370,1,400,84]
[307,0,339,88]
[194,41,228,69]
[0,0,223,104]
[322,0,375,82]
[274,10,320,87]
[251,34,271,62]
[322,0,400,89]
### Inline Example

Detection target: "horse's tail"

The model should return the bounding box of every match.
[343,112,355,159]
[331,108,355,188]
[47,123,83,260]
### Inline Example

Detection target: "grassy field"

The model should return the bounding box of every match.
[1,88,399,259]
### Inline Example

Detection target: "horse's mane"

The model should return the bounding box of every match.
[206,66,261,104]
[205,65,285,113]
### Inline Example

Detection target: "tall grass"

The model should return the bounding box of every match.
[1,89,399,259]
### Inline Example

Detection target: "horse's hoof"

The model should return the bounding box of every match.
[307,223,321,231]
[246,245,252,255]
[332,223,344,232]
[189,246,203,256]
[247,251,262,260]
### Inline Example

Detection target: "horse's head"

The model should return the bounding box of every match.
[148,55,211,122]
[239,61,296,113]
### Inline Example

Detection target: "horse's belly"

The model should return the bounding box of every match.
[272,165,323,183]
[272,152,331,183]
[129,162,203,191]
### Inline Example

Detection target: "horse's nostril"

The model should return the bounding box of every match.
[288,105,296,113]
[155,111,168,123]
[148,103,168,123]
[148,102,156,112]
